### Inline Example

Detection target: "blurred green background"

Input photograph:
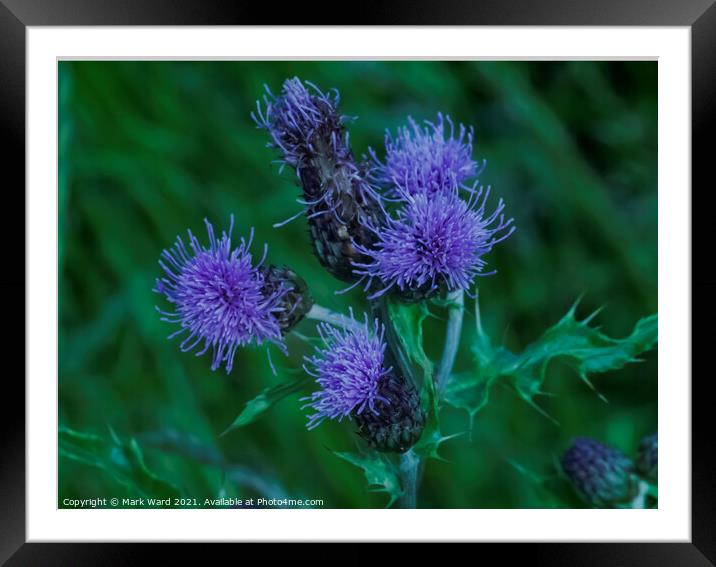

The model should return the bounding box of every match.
[58,61,657,508]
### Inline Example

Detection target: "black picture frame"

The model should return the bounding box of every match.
[3,1,713,562]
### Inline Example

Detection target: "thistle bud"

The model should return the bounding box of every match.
[254,78,384,282]
[635,433,657,482]
[561,437,639,507]
[260,264,313,334]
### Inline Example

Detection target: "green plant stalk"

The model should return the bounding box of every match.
[629,480,650,509]
[305,304,363,331]
[474,286,484,338]
[436,289,465,392]
[398,450,420,508]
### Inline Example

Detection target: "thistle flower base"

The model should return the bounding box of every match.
[260,264,313,333]
[354,372,426,453]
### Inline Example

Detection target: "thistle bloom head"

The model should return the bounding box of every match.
[253,77,346,176]
[301,314,391,430]
[252,77,380,206]
[353,187,514,301]
[561,437,638,507]
[636,433,657,482]
[371,113,481,198]
[153,216,287,373]
[253,77,384,283]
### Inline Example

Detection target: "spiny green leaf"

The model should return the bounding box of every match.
[221,375,313,436]
[59,426,181,502]
[444,335,515,428]
[442,371,494,433]
[445,298,657,423]
[333,450,403,508]
[510,306,657,409]
[413,376,462,461]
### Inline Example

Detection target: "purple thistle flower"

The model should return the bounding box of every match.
[370,113,483,198]
[301,314,391,430]
[253,77,384,282]
[252,77,381,209]
[254,78,346,181]
[353,187,514,301]
[153,216,287,374]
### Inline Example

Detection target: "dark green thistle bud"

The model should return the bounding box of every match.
[354,371,426,454]
[301,163,384,283]
[636,433,657,482]
[260,265,313,334]
[561,437,639,507]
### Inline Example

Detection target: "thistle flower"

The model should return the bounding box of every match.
[561,437,639,507]
[302,315,390,429]
[353,187,514,301]
[370,113,482,198]
[253,77,383,282]
[153,216,304,373]
[302,314,425,452]
[636,433,657,482]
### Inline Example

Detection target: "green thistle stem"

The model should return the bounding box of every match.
[436,289,465,392]
[398,450,419,509]
[305,304,363,331]
[474,286,484,338]
[629,480,650,509]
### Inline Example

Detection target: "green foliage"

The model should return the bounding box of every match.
[385,298,434,379]
[59,426,181,504]
[333,451,403,508]
[445,299,658,425]
[221,375,313,436]
[412,377,463,461]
